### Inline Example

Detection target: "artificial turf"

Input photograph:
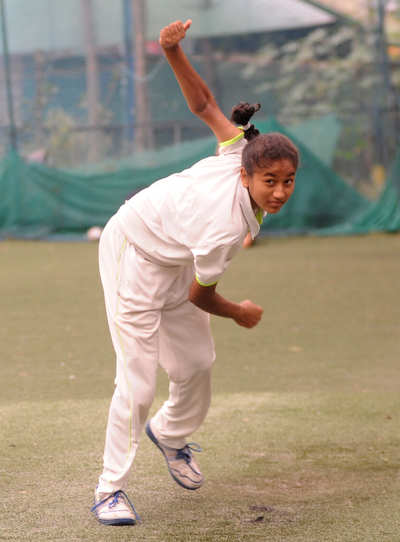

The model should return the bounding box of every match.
[1,234,399,541]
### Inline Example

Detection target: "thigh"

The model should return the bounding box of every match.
[98,215,126,318]
[159,299,215,382]
[100,223,178,388]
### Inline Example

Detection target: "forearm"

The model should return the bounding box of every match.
[163,45,215,115]
[189,279,263,328]
[159,20,239,142]
[189,282,243,320]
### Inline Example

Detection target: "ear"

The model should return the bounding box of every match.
[240,166,250,188]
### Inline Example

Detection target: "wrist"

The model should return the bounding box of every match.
[232,302,244,322]
[162,43,181,53]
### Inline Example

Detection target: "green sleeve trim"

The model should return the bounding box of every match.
[255,209,264,225]
[219,132,244,148]
[195,274,218,287]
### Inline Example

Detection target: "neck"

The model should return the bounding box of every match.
[247,188,259,214]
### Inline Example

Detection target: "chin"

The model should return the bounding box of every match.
[265,207,282,214]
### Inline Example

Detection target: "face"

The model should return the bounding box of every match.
[241,159,296,214]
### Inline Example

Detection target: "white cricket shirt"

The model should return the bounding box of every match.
[116,134,263,286]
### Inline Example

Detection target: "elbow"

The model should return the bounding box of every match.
[189,279,217,311]
[190,96,216,118]
[188,285,200,305]
[189,100,208,116]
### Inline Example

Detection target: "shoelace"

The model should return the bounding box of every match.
[109,491,123,508]
[176,442,202,463]
[92,489,141,523]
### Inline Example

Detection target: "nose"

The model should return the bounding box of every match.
[272,185,285,200]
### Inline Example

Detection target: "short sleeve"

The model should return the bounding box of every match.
[192,243,241,286]
[218,133,247,156]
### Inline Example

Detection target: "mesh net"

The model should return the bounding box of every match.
[0,0,399,238]
[1,120,399,240]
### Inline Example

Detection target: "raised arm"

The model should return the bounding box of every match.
[159,20,241,143]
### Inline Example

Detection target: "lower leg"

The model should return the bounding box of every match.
[97,365,157,495]
[97,389,138,495]
[150,367,212,449]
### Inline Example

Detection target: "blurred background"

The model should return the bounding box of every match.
[0,0,399,238]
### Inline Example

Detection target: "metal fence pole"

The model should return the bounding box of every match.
[0,0,17,151]
[376,0,393,167]
[123,0,135,142]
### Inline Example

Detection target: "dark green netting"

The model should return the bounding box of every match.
[0,117,399,240]
[319,150,400,235]
[0,138,217,239]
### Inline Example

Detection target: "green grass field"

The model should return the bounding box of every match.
[1,234,399,541]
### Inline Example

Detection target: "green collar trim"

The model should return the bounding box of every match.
[219,131,244,148]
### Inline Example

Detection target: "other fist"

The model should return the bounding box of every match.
[159,19,192,49]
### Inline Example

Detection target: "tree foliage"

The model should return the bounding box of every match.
[241,24,399,185]
[242,26,382,123]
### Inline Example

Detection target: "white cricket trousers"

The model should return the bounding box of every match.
[97,216,215,495]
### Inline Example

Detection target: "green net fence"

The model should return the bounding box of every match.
[1,0,399,239]
[0,115,399,239]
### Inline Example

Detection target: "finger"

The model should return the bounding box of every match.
[183,19,192,31]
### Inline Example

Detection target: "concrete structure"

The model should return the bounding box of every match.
[1,0,341,55]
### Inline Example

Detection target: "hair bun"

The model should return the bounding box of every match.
[230,102,261,141]
[230,102,261,126]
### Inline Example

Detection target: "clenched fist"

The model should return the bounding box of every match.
[159,19,192,49]
[234,300,264,329]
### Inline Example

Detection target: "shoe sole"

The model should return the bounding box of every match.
[145,422,203,491]
[95,516,136,526]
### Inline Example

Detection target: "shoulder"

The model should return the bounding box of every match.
[217,133,247,156]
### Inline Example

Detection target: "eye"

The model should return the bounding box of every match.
[285,178,294,185]
[264,178,275,185]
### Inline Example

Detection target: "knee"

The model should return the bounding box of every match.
[115,377,155,416]
[193,352,215,374]
[169,354,215,382]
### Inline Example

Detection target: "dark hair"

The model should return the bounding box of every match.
[231,101,299,175]
[230,102,261,141]
[242,132,299,175]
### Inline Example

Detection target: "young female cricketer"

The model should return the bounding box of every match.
[91,19,299,526]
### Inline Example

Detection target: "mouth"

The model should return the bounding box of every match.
[267,201,284,209]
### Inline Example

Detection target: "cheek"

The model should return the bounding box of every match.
[281,182,295,199]
[252,183,270,199]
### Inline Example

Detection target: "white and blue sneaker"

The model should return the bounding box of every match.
[91,489,140,526]
[145,421,204,490]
